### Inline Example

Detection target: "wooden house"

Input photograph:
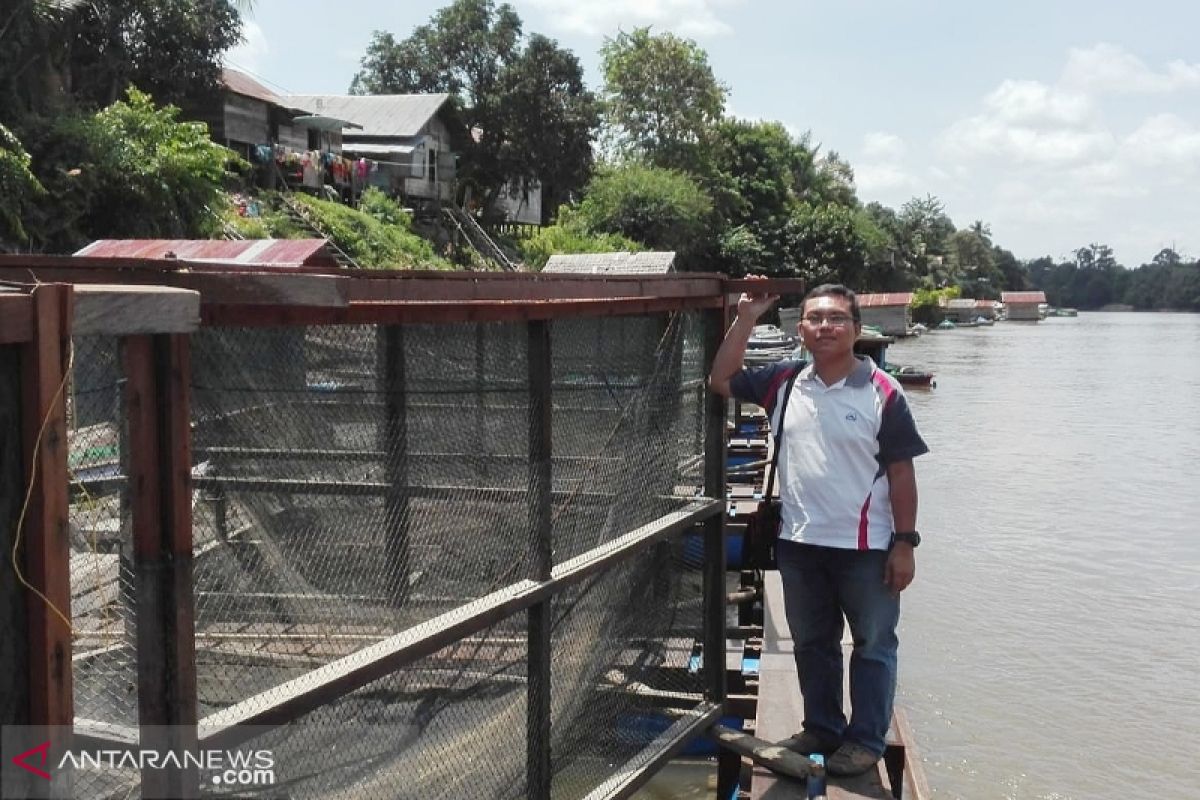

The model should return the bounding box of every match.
[287,93,457,207]
[1001,290,1047,321]
[191,69,355,162]
[855,292,913,336]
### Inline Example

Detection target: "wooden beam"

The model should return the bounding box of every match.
[18,284,74,798]
[73,284,200,335]
[125,334,199,799]
[0,292,33,344]
[200,295,723,327]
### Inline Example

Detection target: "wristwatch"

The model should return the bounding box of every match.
[891,531,921,548]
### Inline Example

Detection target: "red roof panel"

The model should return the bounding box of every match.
[74,239,339,268]
[1001,291,1047,304]
[856,292,913,307]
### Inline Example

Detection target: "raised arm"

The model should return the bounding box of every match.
[708,276,778,397]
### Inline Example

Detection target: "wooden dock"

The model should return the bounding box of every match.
[747,571,931,800]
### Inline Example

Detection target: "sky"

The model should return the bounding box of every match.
[226,0,1200,265]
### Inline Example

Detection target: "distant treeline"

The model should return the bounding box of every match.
[1028,245,1200,311]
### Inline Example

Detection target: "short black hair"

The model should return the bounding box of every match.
[802,284,861,322]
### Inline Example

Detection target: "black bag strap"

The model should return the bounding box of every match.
[763,366,801,502]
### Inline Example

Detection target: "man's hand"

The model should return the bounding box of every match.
[737,274,779,323]
[884,545,915,595]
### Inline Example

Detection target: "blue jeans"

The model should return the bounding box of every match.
[776,541,899,756]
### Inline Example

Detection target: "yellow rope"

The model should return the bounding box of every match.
[9,344,76,634]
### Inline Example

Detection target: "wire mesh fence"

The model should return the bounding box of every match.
[44,303,719,799]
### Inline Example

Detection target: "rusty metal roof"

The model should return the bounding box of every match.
[222,68,285,106]
[74,239,341,268]
[856,292,913,307]
[1001,290,1047,304]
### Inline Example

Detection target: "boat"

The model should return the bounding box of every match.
[936,319,956,330]
[885,364,937,388]
[908,323,928,337]
[1056,307,1078,317]
[744,324,798,365]
[973,316,995,326]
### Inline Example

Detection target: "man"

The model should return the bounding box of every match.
[709,278,928,777]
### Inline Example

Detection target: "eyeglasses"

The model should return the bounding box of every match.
[801,314,855,328]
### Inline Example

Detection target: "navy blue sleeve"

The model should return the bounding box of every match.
[877,390,929,464]
[729,361,800,411]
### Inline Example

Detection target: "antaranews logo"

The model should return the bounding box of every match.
[4,729,276,792]
[11,740,52,780]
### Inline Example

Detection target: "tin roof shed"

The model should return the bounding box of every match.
[74,239,341,269]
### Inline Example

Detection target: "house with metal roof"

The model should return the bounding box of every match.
[855,292,914,336]
[541,252,676,275]
[1001,290,1047,321]
[287,94,457,207]
[191,69,357,163]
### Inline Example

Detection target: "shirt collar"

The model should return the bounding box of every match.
[800,356,874,389]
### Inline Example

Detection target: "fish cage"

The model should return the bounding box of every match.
[1,262,802,800]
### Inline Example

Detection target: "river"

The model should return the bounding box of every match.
[641,311,1200,799]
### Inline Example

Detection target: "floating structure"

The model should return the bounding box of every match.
[1001,290,1048,321]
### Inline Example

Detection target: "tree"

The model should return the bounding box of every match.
[19,89,244,251]
[496,34,599,223]
[784,202,870,286]
[599,27,727,170]
[349,1,597,219]
[0,124,46,246]
[563,164,712,259]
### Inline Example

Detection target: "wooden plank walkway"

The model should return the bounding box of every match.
[749,571,899,800]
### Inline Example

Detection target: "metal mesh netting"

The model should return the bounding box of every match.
[181,312,709,798]
[65,336,140,798]
[55,311,712,799]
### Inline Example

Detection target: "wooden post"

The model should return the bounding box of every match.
[377,326,410,604]
[526,320,553,800]
[15,285,75,799]
[124,334,199,799]
[703,305,737,800]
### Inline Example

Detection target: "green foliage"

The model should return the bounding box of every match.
[288,194,450,270]
[357,187,416,229]
[785,202,870,285]
[518,224,640,271]
[565,164,712,259]
[0,124,46,245]
[599,27,727,170]
[17,89,243,250]
[910,286,960,324]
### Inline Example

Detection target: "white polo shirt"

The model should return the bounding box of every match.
[731,356,928,550]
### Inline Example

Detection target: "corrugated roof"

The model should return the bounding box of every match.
[1001,290,1047,304]
[946,298,978,309]
[542,252,676,275]
[342,142,417,156]
[222,68,285,106]
[74,239,340,268]
[856,292,913,307]
[287,94,451,137]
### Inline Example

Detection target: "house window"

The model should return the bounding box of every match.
[428,149,438,184]
[307,128,320,150]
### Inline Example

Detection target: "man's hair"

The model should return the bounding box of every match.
[802,283,861,322]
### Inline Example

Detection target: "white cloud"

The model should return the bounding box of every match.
[982,80,1092,126]
[224,20,269,73]
[855,163,916,194]
[1123,113,1200,169]
[939,114,1115,166]
[861,132,906,160]
[1061,43,1200,95]
[525,0,740,38]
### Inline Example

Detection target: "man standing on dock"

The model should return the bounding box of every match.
[709,278,928,777]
